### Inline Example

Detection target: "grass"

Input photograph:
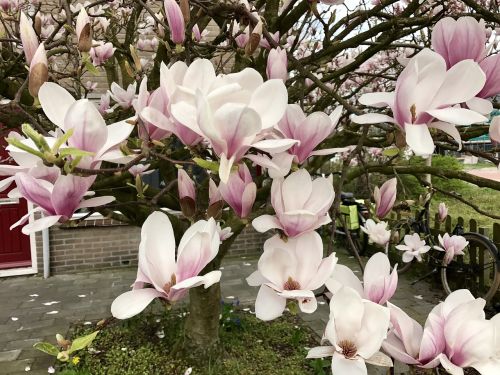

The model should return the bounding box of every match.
[55,301,324,375]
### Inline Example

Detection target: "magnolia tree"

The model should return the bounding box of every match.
[1,0,500,373]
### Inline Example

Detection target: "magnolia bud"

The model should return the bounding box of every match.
[19,12,39,64]
[164,0,185,45]
[178,169,196,218]
[244,20,262,56]
[76,8,92,52]
[34,13,42,36]
[179,0,190,24]
[28,43,48,97]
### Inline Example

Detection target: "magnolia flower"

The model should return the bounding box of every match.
[133,78,171,141]
[98,92,111,115]
[90,41,115,66]
[139,61,203,146]
[37,82,134,167]
[260,31,279,49]
[218,163,256,218]
[164,0,185,45]
[396,233,431,263]
[360,219,391,247]
[326,252,397,305]
[307,287,392,375]
[266,47,288,82]
[374,178,397,219]
[11,172,114,234]
[19,12,39,64]
[128,164,153,177]
[276,105,347,164]
[438,202,448,222]
[247,152,294,179]
[432,17,500,104]
[216,223,233,241]
[247,232,337,321]
[111,212,221,319]
[109,82,137,109]
[159,59,294,182]
[352,49,487,156]
[76,7,92,52]
[382,290,498,374]
[28,43,48,97]
[178,169,196,217]
[434,233,468,265]
[253,169,334,238]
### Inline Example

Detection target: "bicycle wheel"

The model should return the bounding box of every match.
[441,232,500,302]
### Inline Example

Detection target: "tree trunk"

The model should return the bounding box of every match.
[182,281,221,362]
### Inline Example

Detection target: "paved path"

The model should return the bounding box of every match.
[0,250,444,375]
[467,167,500,182]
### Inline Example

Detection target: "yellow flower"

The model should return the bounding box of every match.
[72,356,80,365]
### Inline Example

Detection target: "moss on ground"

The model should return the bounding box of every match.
[57,301,323,375]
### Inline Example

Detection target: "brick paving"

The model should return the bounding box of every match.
[0,250,444,375]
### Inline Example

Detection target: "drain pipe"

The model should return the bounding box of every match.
[42,226,50,278]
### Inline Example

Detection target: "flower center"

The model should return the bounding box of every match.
[283,276,301,291]
[163,273,177,294]
[410,104,417,123]
[338,339,357,359]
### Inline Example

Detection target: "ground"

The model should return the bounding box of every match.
[0,249,445,375]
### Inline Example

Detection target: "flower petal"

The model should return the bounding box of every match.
[254,285,286,321]
[38,83,76,130]
[111,288,164,319]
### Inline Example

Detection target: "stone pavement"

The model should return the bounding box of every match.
[0,250,445,375]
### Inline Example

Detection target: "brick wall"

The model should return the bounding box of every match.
[34,218,266,275]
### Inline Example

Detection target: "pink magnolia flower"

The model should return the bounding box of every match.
[266,47,288,82]
[111,212,221,319]
[90,41,115,66]
[11,172,114,234]
[109,82,137,109]
[276,105,346,164]
[326,252,397,305]
[432,17,500,103]
[374,178,397,219]
[164,59,294,182]
[218,163,256,219]
[438,202,448,222]
[307,287,392,375]
[247,152,294,179]
[253,169,334,238]
[139,61,203,146]
[360,219,391,247]
[395,233,431,262]
[98,92,111,115]
[383,290,498,373]
[352,49,487,156]
[434,233,468,265]
[37,82,134,167]
[247,232,337,321]
[128,164,153,177]
[133,77,171,141]
[19,12,39,64]
[164,0,185,45]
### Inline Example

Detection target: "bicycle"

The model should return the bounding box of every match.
[387,197,500,302]
[334,192,370,256]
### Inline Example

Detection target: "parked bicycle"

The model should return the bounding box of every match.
[387,196,500,303]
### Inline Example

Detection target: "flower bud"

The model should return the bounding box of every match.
[164,0,185,45]
[19,12,39,64]
[266,47,288,82]
[34,13,42,36]
[374,178,397,219]
[207,178,223,219]
[28,43,48,97]
[438,202,448,222]
[244,20,262,56]
[76,7,92,52]
[178,169,196,218]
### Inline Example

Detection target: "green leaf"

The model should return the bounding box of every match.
[84,60,100,75]
[382,147,400,157]
[6,138,44,158]
[193,158,219,173]
[33,342,59,356]
[58,147,95,158]
[68,331,99,354]
[51,129,74,153]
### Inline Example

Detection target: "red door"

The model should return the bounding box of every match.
[0,136,32,269]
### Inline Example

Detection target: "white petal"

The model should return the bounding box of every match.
[246,270,267,286]
[466,97,493,115]
[38,83,76,130]
[306,346,336,359]
[404,123,435,156]
[218,154,235,184]
[21,215,62,234]
[358,92,395,108]
[252,214,282,232]
[428,121,462,150]
[426,108,487,126]
[78,196,115,209]
[331,352,367,375]
[111,289,163,319]
[249,80,288,129]
[171,270,222,290]
[254,285,286,321]
[350,113,396,124]
[251,139,298,154]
